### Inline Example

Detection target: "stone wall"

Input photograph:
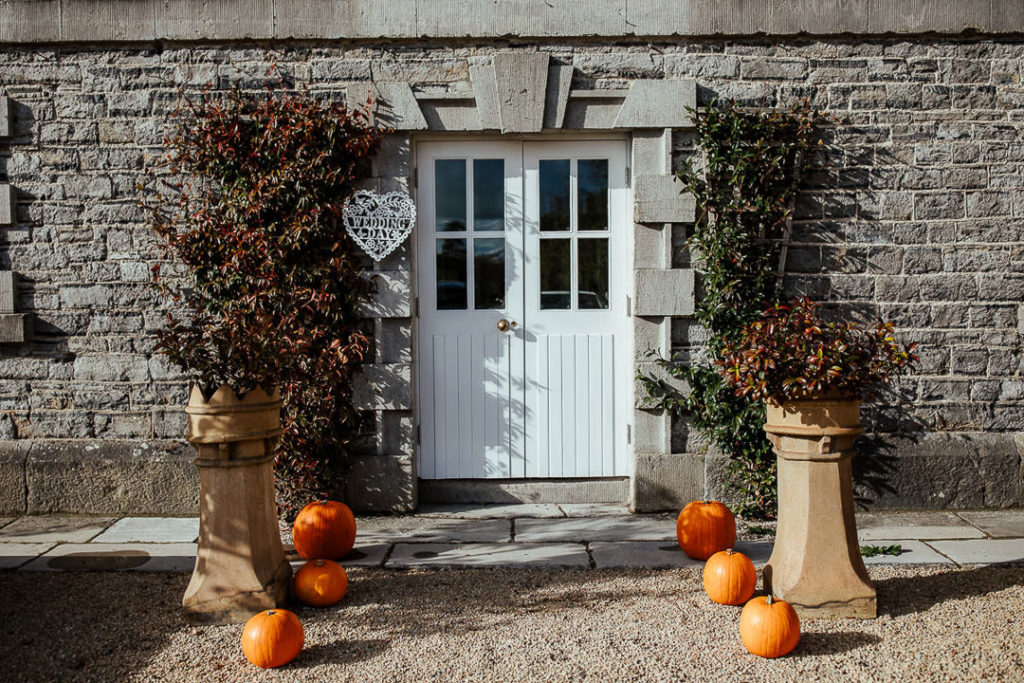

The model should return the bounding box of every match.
[0,37,1022,513]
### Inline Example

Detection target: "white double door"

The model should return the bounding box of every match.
[417,140,630,479]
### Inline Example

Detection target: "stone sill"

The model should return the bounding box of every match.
[1,0,1021,45]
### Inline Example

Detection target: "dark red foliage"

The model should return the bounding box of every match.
[718,297,918,403]
[148,89,386,515]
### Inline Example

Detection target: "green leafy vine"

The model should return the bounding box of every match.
[639,101,821,520]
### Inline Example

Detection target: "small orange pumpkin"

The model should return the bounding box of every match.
[293,559,348,607]
[293,500,357,560]
[240,609,304,669]
[703,549,757,605]
[739,595,801,658]
[676,500,736,560]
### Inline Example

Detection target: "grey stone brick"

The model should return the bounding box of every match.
[74,354,150,382]
[915,192,965,220]
[345,454,415,513]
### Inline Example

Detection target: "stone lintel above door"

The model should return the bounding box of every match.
[368,57,695,133]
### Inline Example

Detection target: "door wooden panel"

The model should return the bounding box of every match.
[417,140,629,480]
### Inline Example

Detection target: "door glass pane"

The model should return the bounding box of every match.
[435,160,466,232]
[474,238,505,309]
[436,238,467,309]
[539,239,571,309]
[578,159,609,231]
[539,159,570,232]
[474,159,505,231]
[578,238,609,309]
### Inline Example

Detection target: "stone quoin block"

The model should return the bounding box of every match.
[0,185,15,225]
[634,175,695,223]
[345,454,416,512]
[360,270,412,318]
[0,97,11,138]
[635,268,695,317]
[632,452,705,512]
[0,314,30,344]
[634,223,670,270]
[0,272,15,313]
[353,363,412,411]
[633,408,671,455]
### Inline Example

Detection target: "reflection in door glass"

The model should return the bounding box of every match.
[539,159,570,232]
[436,238,467,309]
[474,238,506,309]
[578,159,609,231]
[474,159,505,231]
[435,160,466,232]
[539,238,571,309]
[577,238,609,309]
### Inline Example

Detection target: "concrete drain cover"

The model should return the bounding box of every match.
[412,551,439,559]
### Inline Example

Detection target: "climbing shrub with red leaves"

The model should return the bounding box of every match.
[718,297,918,403]
[148,90,385,516]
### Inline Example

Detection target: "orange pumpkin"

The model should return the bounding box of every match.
[703,549,757,605]
[739,595,801,658]
[676,500,736,560]
[293,500,357,560]
[240,609,304,669]
[293,559,348,607]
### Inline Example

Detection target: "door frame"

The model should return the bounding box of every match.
[411,135,635,483]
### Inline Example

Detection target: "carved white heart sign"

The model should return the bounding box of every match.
[342,190,417,261]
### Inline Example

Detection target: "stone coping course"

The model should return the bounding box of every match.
[0,507,1022,571]
[2,0,1021,44]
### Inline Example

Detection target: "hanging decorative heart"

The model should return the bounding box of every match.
[342,190,416,262]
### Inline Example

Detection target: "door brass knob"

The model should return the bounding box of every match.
[497,319,517,332]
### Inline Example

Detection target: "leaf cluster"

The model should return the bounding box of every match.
[638,101,821,519]
[147,88,386,514]
[718,297,919,403]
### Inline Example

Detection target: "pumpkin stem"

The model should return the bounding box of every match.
[266,610,276,615]
[726,548,734,555]
[765,595,774,606]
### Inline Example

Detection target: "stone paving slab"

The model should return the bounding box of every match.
[856,511,984,541]
[559,504,631,517]
[0,543,56,570]
[0,516,115,544]
[590,541,701,569]
[416,504,565,519]
[357,518,511,544]
[859,540,954,565]
[927,539,1024,565]
[21,543,197,572]
[92,517,200,544]
[732,541,774,565]
[0,518,14,529]
[956,510,1024,538]
[515,516,676,542]
[386,542,590,569]
[289,542,391,570]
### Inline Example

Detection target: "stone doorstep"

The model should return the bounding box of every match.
[0,516,115,544]
[20,543,198,572]
[357,518,511,544]
[414,503,565,519]
[514,516,677,543]
[92,517,200,544]
[386,542,591,569]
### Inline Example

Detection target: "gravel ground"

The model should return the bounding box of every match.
[2,565,1022,682]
